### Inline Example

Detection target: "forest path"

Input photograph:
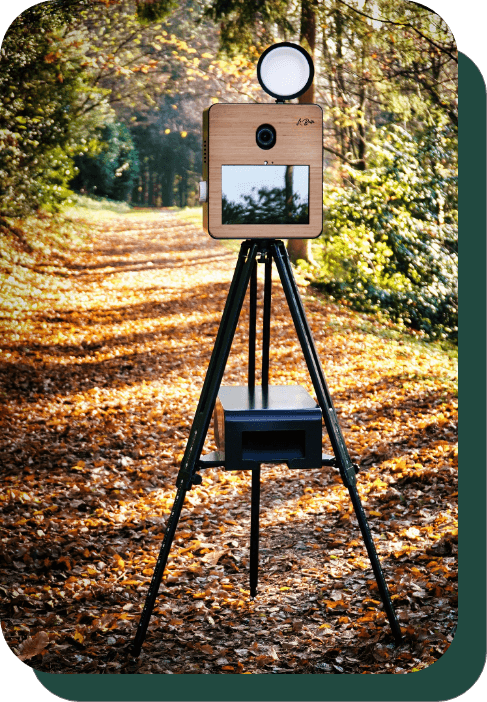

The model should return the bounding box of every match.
[0,209,457,674]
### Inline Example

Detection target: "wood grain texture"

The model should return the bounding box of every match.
[205,103,323,239]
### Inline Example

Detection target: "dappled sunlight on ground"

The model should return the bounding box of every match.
[0,210,457,674]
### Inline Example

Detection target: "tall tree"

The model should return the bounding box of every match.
[287,0,318,264]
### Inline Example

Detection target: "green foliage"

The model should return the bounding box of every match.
[136,0,178,24]
[36,147,79,212]
[72,122,140,201]
[0,1,103,215]
[315,122,457,340]
[203,0,295,55]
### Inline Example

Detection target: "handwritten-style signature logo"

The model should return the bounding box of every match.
[296,118,315,126]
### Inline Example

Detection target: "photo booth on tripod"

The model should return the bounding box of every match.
[132,42,402,658]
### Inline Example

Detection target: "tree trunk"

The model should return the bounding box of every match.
[284,165,294,219]
[287,0,317,266]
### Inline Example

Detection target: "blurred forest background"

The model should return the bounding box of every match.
[0,0,457,339]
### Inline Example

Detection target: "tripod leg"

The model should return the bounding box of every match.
[262,252,272,390]
[347,486,403,642]
[248,261,257,392]
[272,241,402,644]
[272,242,351,472]
[249,251,270,596]
[176,240,260,488]
[249,467,261,598]
[132,482,187,657]
[132,241,260,657]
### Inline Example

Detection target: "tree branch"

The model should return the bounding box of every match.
[336,0,458,64]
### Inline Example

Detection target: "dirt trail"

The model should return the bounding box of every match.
[0,211,457,674]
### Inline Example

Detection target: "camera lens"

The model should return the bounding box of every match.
[256,124,276,150]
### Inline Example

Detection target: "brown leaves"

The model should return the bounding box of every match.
[17,631,49,661]
[200,549,228,566]
[0,209,457,675]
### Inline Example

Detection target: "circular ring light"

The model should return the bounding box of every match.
[257,42,314,101]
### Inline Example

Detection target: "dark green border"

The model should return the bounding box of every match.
[35,52,485,701]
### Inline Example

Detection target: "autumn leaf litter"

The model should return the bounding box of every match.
[0,209,457,674]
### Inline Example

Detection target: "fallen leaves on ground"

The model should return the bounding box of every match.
[0,209,457,674]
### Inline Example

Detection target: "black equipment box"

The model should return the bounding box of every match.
[213,385,322,471]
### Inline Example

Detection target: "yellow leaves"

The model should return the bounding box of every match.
[323,599,349,610]
[115,66,133,77]
[363,599,381,607]
[178,540,201,554]
[349,558,369,570]
[180,131,187,138]
[201,53,213,59]
[73,630,84,644]
[357,612,376,623]
[114,555,125,571]
[1,208,456,674]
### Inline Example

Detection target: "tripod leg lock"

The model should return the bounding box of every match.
[340,462,359,488]
[189,472,202,489]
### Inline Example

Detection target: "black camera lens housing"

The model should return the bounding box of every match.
[256,123,276,150]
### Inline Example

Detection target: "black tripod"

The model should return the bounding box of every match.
[131,239,402,657]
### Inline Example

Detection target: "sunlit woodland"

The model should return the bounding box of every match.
[1,0,457,676]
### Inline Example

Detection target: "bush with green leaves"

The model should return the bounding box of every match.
[0,1,96,215]
[314,122,457,339]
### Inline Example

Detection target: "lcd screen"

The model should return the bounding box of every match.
[222,165,309,225]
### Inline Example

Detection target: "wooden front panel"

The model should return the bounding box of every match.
[206,103,323,239]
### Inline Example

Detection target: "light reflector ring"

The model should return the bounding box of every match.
[257,42,314,100]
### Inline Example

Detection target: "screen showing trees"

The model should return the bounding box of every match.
[222,165,309,224]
